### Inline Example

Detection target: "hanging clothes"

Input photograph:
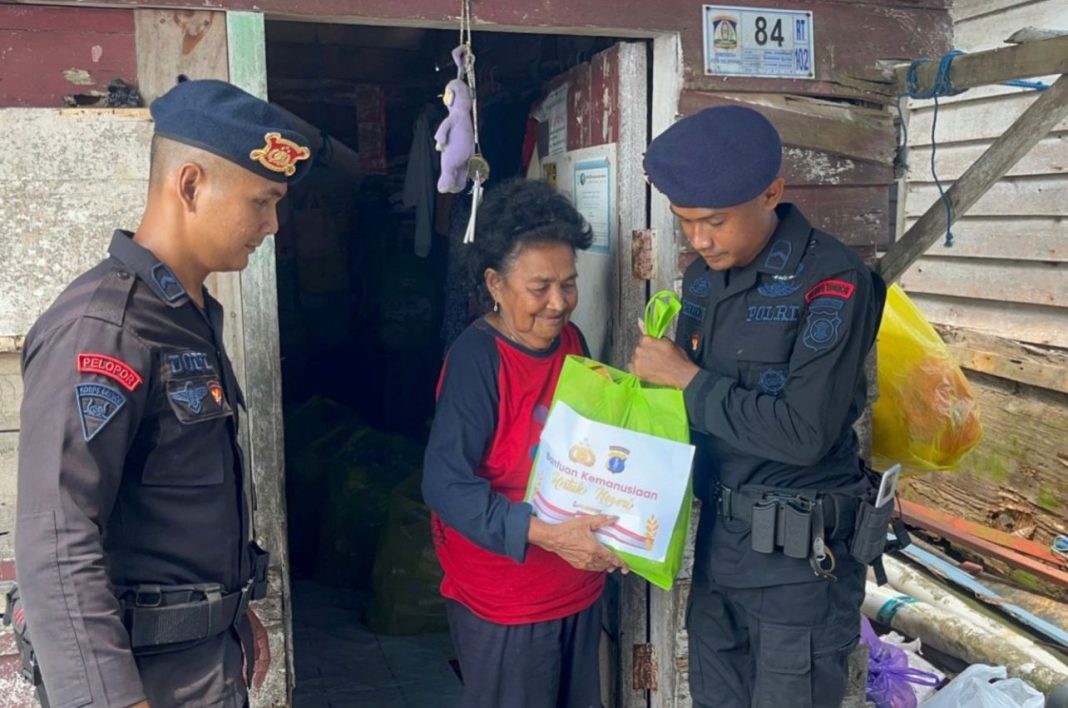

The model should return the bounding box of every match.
[403,106,438,258]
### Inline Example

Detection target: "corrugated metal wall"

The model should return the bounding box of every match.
[901,0,1067,348]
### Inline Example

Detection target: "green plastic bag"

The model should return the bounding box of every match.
[526,291,694,590]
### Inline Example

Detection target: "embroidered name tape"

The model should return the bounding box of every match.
[805,279,855,303]
[77,353,143,391]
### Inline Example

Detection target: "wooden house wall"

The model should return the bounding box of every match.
[899,0,1068,582]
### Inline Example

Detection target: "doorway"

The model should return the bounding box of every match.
[266,20,649,706]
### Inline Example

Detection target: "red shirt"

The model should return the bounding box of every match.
[423,318,605,624]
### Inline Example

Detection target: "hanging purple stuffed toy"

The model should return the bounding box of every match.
[435,46,476,194]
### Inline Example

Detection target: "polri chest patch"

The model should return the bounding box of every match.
[166,378,231,424]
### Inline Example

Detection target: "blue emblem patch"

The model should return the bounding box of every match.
[151,263,186,302]
[763,240,792,272]
[682,299,707,321]
[689,275,711,298]
[74,383,127,441]
[758,368,788,395]
[802,297,845,352]
[169,381,210,414]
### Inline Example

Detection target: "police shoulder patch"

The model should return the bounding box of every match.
[801,297,845,352]
[805,279,855,304]
[77,352,143,391]
[74,383,127,441]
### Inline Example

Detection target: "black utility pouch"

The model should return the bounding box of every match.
[850,498,894,565]
[781,503,812,559]
[751,501,778,554]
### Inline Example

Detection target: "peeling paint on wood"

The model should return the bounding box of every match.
[0,6,138,107]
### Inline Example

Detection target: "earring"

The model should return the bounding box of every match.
[493,301,500,313]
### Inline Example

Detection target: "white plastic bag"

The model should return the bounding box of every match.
[921,665,1043,708]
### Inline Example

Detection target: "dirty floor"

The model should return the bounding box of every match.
[292,580,462,707]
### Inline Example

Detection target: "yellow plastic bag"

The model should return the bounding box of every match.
[872,285,982,470]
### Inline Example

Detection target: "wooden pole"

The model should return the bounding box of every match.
[893,35,1068,95]
[879,73,1068,283]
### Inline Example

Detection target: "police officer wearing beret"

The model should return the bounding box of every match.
[14,79,312,707]
[629,106,887,707]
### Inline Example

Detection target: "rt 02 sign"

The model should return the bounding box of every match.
[703,5,815,79]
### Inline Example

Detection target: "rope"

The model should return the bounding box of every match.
[899,52,1049,248]
[903,51,966,247]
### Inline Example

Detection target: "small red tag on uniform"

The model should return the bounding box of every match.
[77,353,143,392]
[805,279,855,303]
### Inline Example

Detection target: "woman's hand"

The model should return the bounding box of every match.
[528,515,629,574]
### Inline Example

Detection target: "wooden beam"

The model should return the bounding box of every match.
[226,11,293,706]
[893,35,1068,95]
[899,499,1068,588]
[936,324,1068,395]
[879,73,1068,283]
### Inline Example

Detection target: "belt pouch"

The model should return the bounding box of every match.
[781,503,812,559]
[850,499,894,565]
[750,501,777,554]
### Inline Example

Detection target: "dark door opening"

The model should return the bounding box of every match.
[266,21,632,706]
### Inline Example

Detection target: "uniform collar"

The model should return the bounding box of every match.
[753,204,811,276]
[108,230,191,308]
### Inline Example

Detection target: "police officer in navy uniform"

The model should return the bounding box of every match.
[14,79,312,707]
[630,106,887,707]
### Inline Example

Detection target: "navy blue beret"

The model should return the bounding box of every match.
[150,78,313,183]
[644,105,782,209]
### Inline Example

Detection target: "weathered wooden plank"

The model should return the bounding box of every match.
[0,355,21,433]
[903,217,1068,262]
[650,502,700,708]
[880,73,1068,283]
[620,572,649,708]
[0,108,152,338]
[905,177,1068,217]
[955,0,1067,51]
[906,133,1068,181]
[134,10,229,103]
[951,0,1028,22]
[910,91,1068,146]
[0,5,138,108]
[908,292,1068,349]
[679,92,896,165]
[651,34,684,301]
[787,185,891,247]
[901,256,1066,308]
[783,147,894,187]
[0,433,15,559]
[935,324,1068,394]
[590,45,622,148]
[613,42,649,371]
[894,34,1068,96]
[227,12,292,706]
[898,376,1068,552]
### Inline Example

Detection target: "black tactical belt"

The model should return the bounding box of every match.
[716,484,858,541]
[117,543,269,652]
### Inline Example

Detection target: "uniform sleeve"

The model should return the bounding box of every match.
[421,336,533,563]
[15,318,151,708]
[683,269,877,466]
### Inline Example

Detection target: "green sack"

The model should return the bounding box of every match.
[526,291,694,590]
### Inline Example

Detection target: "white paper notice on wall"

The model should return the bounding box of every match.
[703,5,815,79]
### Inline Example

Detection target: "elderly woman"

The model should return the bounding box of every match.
[422,178,624,708]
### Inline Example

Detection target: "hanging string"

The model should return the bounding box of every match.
[903,51,965,247]
[459,0,485,245]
